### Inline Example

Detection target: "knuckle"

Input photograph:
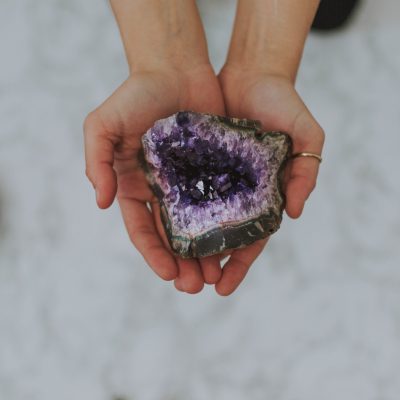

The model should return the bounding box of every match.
[85,166,94,183]
[315,126,325,145]
[307,178,317,192]
[83,111,96,136]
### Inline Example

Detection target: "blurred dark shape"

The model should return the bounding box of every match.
[312,0,361,30]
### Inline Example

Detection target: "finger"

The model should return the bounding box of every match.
[199,255,222,284]
[215,238,268,296]
[118,197,178,281]
[286,115,325,219]
[174,278,185,292]
[151,201,204,294]
[83,112,117,209]
[285,157,321,219]
[175,257,205,294]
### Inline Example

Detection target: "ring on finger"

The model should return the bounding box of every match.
[291,152,322,163]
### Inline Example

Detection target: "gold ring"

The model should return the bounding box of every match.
[291,152,322,163]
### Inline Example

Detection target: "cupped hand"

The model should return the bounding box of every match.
[84,66,226,294]
[217,67,325,293]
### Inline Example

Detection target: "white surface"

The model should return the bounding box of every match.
[1,0,400,399]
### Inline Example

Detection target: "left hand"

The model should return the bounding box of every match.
[216,66,325,295]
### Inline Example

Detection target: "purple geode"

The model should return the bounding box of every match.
[140,111,292,258]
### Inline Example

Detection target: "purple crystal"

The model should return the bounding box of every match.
[141,111,292,258]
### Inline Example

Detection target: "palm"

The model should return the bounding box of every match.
[220,72,324,218]
[114,72,224,191]
[227,76,311,133]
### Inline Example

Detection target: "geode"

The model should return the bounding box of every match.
[140,111,292,258]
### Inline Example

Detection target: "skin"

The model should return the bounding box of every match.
[217,0,325,295]
[83,0,325,296]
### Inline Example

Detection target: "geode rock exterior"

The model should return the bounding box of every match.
[141,111,292,258]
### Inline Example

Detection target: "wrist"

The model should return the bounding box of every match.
[221,60,296,85]
[225,0,320,84]
[219,62,295,88]
[224,25,301,84]
[128,61,217,86]
[128,52,212,76]
[110,0,211,75]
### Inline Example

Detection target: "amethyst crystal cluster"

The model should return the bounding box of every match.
[141,111,292,258]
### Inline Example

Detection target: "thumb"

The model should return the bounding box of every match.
[83,112,117,209]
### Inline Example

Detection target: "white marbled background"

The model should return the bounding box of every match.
[1,0,400,399]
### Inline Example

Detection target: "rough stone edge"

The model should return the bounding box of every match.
[139,111,293,258]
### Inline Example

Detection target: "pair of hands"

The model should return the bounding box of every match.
[84,63,324,295]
